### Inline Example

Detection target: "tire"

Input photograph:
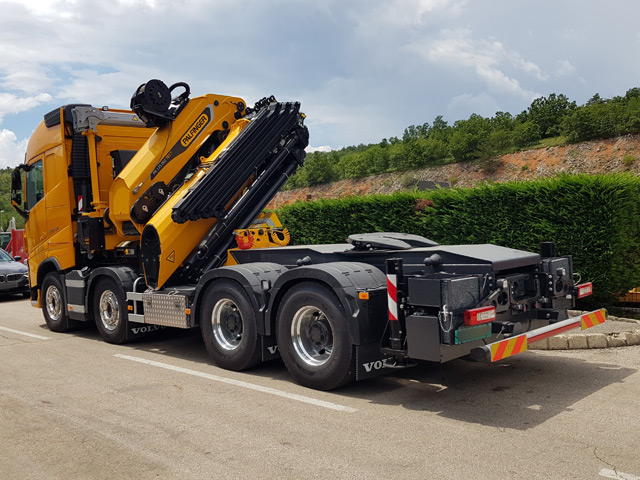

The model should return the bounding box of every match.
[92,277,128,344]
[41,272,73,332]
[276,282,354,390]
[200,280,261,371]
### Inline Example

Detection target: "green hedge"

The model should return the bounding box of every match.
[276,174,640,306]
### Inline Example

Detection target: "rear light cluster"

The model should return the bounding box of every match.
[464,306,496,326]
[576,282,593,299]
[462,282,593,328]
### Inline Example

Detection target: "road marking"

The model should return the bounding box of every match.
[600,468,640,480]
[114,354,357,413]
[0,326,50,340]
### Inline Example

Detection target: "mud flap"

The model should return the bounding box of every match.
[261,335,281,362]
[355,343,398,381]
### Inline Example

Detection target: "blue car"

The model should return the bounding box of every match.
[0,249,29,298]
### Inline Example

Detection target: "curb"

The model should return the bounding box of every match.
[529,313,640,351]
[528,330,640,350]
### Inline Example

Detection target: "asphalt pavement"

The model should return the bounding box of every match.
[2,295,640,480]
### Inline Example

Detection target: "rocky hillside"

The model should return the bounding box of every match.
[268,134,640,209]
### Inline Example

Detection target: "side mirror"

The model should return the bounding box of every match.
[14,256,21,262]
[11,164,28,220]
[11,166,23,204]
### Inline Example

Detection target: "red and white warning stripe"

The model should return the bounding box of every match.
[387,273,398,321]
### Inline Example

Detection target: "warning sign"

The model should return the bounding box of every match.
[166,251,175,263]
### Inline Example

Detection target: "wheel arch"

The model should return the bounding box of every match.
[36,258,64,307]
[193,262,286,333]
[37,257,63,287]
[266,262,386,344]
[86,266,138,320]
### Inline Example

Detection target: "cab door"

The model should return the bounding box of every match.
[43,145,75,269]
[24,157,47,285]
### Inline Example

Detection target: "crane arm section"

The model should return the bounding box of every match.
[107,80,246,237]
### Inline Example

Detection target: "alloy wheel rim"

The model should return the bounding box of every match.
[99,290,120,332]
[212,298,243,351]
[291,306,333,367]
[45,285,62,321]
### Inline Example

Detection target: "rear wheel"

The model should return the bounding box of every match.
[41,272,73,332]
[200,280,261,371]
[93,277,128,344]
[276,282,354,390]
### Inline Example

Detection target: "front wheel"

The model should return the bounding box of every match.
[276,282,354,390]
[200,280,261,371]
[41,272,74,332]
[92,277,128,344]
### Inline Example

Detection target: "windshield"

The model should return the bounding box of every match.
[0,249,13,262]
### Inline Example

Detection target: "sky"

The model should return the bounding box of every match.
[0,0,639,168]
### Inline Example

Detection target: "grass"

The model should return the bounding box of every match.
[530,136,569,149]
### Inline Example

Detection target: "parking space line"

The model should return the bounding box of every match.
[114,353,357,413]
[0,326,51,340]
[600,468,640,480]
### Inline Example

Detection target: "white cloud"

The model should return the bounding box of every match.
[8,0,60,15]
[556,60,575,77]
[306,145,333,153]
[505,49,547,81]
[554,60,587,84]
[5,0,162,17]
[0,92,52,122]
[361,0,461,28]
[0,129,28,168]
[0,0,639,150]
[55,67,166,108]
[0,64,55,94]
[415,28,543,100]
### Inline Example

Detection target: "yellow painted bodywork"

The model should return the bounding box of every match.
[109,94,244,237]
[225,212,291,266]
[21,107,154,295]
[141,119,250,288]
[21,93,291,297]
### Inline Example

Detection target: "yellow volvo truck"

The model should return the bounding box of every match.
[12,80,606,390]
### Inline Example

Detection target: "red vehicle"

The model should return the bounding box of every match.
[3,229,26,264]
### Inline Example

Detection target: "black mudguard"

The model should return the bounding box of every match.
[265,262,387,345]
[193,262,286,335]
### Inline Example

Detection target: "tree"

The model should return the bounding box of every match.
[336,152,369,179]
[449,114,492,161]
[402,122,430,142]
[429,115,450,142]
[511,121,541,148]
[303,152,339,185]
[477,129,513,161]
[490,111,514,130]
[361,145,390,174]
[587,93,605,106]
[625,87,640,101]
[526,93,576,138]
